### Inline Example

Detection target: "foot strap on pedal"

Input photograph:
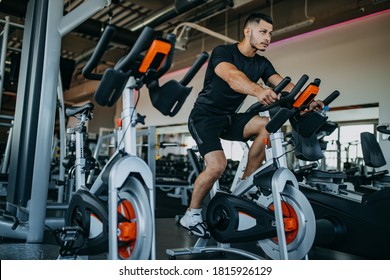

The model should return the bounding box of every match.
[55,226,86,257]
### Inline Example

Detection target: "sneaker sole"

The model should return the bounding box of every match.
[179,221,210,239]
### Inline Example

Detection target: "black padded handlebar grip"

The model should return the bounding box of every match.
[273,76,291,94]
[180,52,210,86]
[82,25,116,80]
[155,33,176,79]
[115,26,154,72]
[322,90,340,106]
[312,78,321,86]
[377,125,390,135]
[288,74,309,98]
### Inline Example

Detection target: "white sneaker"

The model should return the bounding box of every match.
[179,208,210,239]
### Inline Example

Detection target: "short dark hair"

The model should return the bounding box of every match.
[244,12,273,27]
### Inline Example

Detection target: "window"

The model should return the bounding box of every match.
[323,121,376,171]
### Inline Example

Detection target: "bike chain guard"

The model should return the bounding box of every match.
[64,190,109,256]
[206,192,276,243]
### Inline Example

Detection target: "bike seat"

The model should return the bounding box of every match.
[65,102,94,118]
[361,132,387,168]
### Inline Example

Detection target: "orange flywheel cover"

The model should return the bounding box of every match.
[117,200,137,259]
[268,201,299,244]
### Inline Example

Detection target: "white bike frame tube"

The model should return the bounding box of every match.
[74,118,86,191]
[122,77,137,156]
[270,131,288,168]
[107,75,156,259]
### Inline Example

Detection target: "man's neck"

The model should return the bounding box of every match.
[237,41,257,58]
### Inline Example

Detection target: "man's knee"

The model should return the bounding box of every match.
[249,125,269,141]
[204,158,227,179]
[244,116,269,139]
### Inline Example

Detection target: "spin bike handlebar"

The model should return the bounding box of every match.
[82,24,116,80]
[179,51,209,86]
[276,74,309,107]
[245,76,291,113]
[265,75,310,133]
[322,90,340,106]
[82,25,171,79]
[290,88,340,138]
[84,24,208,118]
[83,25,174,79]
[114,27,157,73]
[85,26,176,106]
[246,74,311,114]
[377,124,390,135]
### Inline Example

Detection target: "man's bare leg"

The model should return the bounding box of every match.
[241,116,269,179]
[189,150,227,209]
[180,150,227,238]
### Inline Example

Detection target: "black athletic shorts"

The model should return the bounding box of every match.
[188,106,259,157]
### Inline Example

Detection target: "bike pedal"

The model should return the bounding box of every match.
[55,226,86,257]
[56,226,84,242]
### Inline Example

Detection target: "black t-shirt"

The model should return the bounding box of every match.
[194,43,277,115]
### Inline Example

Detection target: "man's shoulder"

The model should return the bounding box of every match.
[214,43,236,49]
[213,43,237,53]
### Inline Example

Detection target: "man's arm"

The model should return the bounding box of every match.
[214,62,278,105]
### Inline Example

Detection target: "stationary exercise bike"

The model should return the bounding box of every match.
[167,75,340,260]
[295,123,390,259]
[357,124,390,190]
[56,25,208,259]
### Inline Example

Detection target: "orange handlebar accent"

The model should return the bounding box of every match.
[138,39,172,74]
[293,83,319,109]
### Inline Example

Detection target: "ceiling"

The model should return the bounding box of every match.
[1,0,390,111]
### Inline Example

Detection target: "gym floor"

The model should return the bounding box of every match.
[0,188,366,260]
